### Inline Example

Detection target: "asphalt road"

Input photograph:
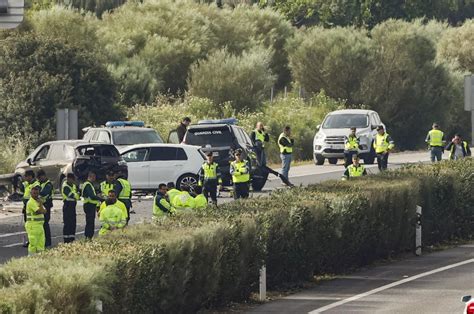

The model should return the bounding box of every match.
[247,245,474,313]
[0,151,437,264]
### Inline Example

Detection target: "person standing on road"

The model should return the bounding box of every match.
[446,134,471,160]
[198,152,222,205]
[61,173,80,243]
[25,186,47,255]
[425,123,445,162]
[153,183,176,219]
[278,126,294,180]
[20,170,40,223]
[177,117,191,143]
[81,171,103,240]
[342,155,367,180]
[373,125,394,171]
[116,171,132,224]
[230,149,250,200]
[251,122,270,166]
[344,127,360,168]
[99,190,127,236]
[100,170,118,198]
[37,170,53,247]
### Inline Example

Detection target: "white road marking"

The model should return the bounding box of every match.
[308,258,474,313]
[2,229,100,247]
[0,231,25,238]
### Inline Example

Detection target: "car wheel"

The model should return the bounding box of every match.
[328,158,338,165]
[315,155,325,165]
[177,174,199,194]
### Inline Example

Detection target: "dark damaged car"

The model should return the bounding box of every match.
[13,140,127,189]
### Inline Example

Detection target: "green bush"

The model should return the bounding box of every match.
[1,160,473,312]
[0,136,30,174]
[438,19,474,73]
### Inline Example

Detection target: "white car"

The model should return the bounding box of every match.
[119,144,204,192]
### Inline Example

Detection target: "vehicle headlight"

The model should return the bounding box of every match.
[315,133,325,141]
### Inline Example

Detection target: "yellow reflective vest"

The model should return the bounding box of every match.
[427,129,444,147]
[99,200,128,220]
[373,133,394,154]
[231,160,250,183]
[22,180,40,201]
[345,135,359,151]
[99,204,126,235]
[278,133,293,154]
[61,181,80,202]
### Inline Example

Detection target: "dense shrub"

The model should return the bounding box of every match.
[438,20,474,73]
[0,136,30,174]
[1,160,472,312]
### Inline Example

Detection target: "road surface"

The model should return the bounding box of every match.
[0,150,436,263]
[247,244,474,313]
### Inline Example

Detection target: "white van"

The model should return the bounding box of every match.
[313,109,385,165]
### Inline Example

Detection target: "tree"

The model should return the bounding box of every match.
[438,20,474,73]
[188,47,276,111]
[288,26,373,104]
[0,33,120,146]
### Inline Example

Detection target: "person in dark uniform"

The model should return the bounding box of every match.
[177,117,191,143]
[37,170,53,247]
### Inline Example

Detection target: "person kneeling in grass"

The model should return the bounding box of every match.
[99,190,127,236]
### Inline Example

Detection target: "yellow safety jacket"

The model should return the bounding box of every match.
[61,181,80,201]
[82,181,100,205]
[172,191,196,209]
[199,162,222,185]
[345,135,359,151]
[100,181,115,196]
[99,204,126,235]
[153,192,175,217]
[39,180,53,203]
[194,194,208,209]
[373,133,394,154]
[22,180,40,201]
[231,160,250,183]
[99,200,128,220]
[278,133,293,154]
[254,129,267,147]
[25,198,44,223]
[427,129,444,147]
[348,164,365,177]
[117,178,132,200]
[449,141,469,160]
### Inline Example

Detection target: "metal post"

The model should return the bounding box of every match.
[415,205,422,256]
[284,86,287,98]
[259,265,266,301]
[64,108,69,140]
[270,87,274,103]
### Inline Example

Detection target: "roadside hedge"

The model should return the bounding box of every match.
[0,159,473,313]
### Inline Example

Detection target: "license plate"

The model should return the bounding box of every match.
[329,144,343,149]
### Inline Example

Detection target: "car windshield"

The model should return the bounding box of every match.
[322,114,368,129]
[77,145,119,157]
[185,127,233,147]
[112,130,163,145]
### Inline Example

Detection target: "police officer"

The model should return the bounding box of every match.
[342,155,367,180]
[61,173,80,243]
[100,170,117,198]
[230,149,250,200]
[197,152,222,205]
[99,190,127,236]
[20,170,40,247]
[373,125,395,171]
[25,186,47,255]
[116,171,132,224]
[425,123,445,162]
[250,122,270,166]
[446,134,471,160]
[81,171,103,240]
[344,127,360,168]
[153,183,176,219]
[37,170,53,247]
[278,126,294,180]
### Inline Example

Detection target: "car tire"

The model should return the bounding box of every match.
[328,158,338,165]
[177,173,199,194]
[315,155,325,165]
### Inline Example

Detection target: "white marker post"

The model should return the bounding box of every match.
[259,265,266,301]
[416,205,422,256]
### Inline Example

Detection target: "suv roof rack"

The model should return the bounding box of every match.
[105,121,145,128]
[197,118,238,125]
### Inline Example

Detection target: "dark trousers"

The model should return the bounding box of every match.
[22,200,28,222]
[233,182,249,200]
[430,146,443,162]
[203,180,218,204]
[376,152,389,171]
[120,199,132,224]
[83,203,97,239]
[344,150,358,168]
[63,201,76,243]
[44,201,52,247]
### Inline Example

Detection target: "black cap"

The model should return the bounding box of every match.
[235,149,243,155]
[376,125,384,131]
[206,151,213,157]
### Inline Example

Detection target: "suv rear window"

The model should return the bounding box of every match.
[112,130,163,145]
[185,127,233,147]
[77,145,119,157]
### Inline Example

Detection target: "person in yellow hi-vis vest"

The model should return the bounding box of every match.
[373,125,395,171]
[344,127,360,168]
[25,186,47,255]
[173,186,195,210]
[230,149,250,200]
[153,183,176,220]
[99,190,127,236]
[425,123,445,162]
[62,173,80,243]
[342,155,367,180]
[278,126,294,180]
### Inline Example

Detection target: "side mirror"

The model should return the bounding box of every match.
[26,158,32,165]
[316,124,321,129]
[462,295,472,303]
[371,125,377,130]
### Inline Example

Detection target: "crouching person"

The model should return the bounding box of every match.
[153,183,176,220]
[99,190,127,236]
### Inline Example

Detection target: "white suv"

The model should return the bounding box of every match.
[313,109,385,165]
[119,144,204,192]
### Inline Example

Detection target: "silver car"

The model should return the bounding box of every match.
[313,109,385,165]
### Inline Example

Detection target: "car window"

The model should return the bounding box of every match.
[149,147,178,161]
[97,131,111,143]
[122,148,149,162]
[185,127,233,147]
[48,144,65,160]
[238,128,253,146]
[83,130,94,141]
[233,127,246,144]
[322,114,369,129]
[112,130,163,146]
[34,145,50,161]
[91,131,99,141]
[77,145,119,157]
[168,130,180,144]
[176,148,188,160]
